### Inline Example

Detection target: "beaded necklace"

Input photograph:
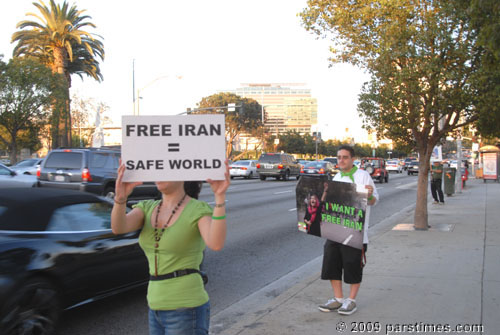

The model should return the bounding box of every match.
[153,193,187,276]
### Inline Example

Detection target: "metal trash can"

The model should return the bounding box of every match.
[444,167,456,196]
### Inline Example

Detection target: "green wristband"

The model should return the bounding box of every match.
[212,215,226,220]
[368,195,374,201]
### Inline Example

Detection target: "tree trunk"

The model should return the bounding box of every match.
[52,47,71,148]
[9,140,17,166]
[414,144,434,230]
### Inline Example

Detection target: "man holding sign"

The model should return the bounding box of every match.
[111,114,229,335]
[319,145,378,315]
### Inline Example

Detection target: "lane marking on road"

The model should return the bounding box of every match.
[396,181,418,189]
[288,208,297,212]
[274,190,293,195]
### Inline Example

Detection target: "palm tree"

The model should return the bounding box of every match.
[11,0,104,148]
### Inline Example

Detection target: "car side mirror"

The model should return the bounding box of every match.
[10,171,17,176]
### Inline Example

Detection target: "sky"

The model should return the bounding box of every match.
[0,0,370,141]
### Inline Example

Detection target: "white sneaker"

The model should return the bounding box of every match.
[318,298,342,312]
[338,299,357,315]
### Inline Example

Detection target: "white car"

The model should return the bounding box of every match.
[230,160,258,179]
[0,163,38,188]
[386,160,403,173]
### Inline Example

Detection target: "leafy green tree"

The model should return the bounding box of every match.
[0,57,64,164]
[465,0,500,139]
[301,0,496,229]
[277,131,306,154]
[196,92,262,158]
[11,0,104,148]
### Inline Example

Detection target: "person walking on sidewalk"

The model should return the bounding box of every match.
[430,160,445,205]
[318,145,378,315]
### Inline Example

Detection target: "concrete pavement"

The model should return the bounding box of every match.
[212,177,499,335]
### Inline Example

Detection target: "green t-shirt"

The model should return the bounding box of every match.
[133,198,213,310]
[431,163,443,180]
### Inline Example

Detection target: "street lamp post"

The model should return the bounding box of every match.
[134,74,183,115]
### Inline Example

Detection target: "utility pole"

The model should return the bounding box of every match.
[132,59,136,115]
[456,131,463,193]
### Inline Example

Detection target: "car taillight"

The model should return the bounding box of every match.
[256,163,261,168]
[278,164,283,169]
[36,166,41,178]
[241,167,247,170]
[82,168,92,182]
[319,168,325,174]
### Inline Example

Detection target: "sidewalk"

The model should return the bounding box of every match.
[212,178,499,335]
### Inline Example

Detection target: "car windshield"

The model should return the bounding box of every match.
[387,160,398,164]
[233,161,250,166]
[45,152,83,169]
[14,159,37,167]
[259,154,281,163]
[305,162,325,168]
[363,160,381,168]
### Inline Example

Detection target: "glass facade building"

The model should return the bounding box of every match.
[222,83,318,135]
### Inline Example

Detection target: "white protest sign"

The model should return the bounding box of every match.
[122,114,226,182]
[430,145,443,162]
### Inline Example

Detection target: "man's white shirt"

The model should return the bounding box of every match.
[332,168,378,244]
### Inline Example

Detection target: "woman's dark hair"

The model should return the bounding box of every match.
[338,145,355,158]
[184,181,203,199]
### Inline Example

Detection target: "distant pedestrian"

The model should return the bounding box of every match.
[430,160,444,204]
[318,145,378,315]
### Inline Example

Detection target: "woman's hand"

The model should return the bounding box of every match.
[206,159,231,197]
[115,161,143,202]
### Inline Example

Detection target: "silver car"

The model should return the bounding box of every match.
[230,160,258,179]
[10,158,44,175]
[0,163,38,188]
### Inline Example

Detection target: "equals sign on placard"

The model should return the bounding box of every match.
[168,143,180,152]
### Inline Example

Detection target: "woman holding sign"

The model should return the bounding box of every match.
[111,160,230,335]
[304,182,328,237]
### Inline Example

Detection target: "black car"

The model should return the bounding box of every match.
[0,188,148,334]
[300,161,336,180]
[37,147,159,201]
[407,161,419,175]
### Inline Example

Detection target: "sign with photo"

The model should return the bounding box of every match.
[483,152,497,179]
[296,176,367,250]
[122,115,226,182]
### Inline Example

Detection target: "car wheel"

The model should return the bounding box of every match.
[408,171,411,175]
[283,170,290,181]
[0,277,61,335]
[385,173,389,183]
[379,176,384,183]
[260,175,266,181]
[230,176,234,179]
[246,172,253,179]
[275,175,281,181]
[104,186,115,199]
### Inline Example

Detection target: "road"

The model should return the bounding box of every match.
[58,171,419,335]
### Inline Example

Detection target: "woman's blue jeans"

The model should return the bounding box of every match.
[148,301,210,335]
